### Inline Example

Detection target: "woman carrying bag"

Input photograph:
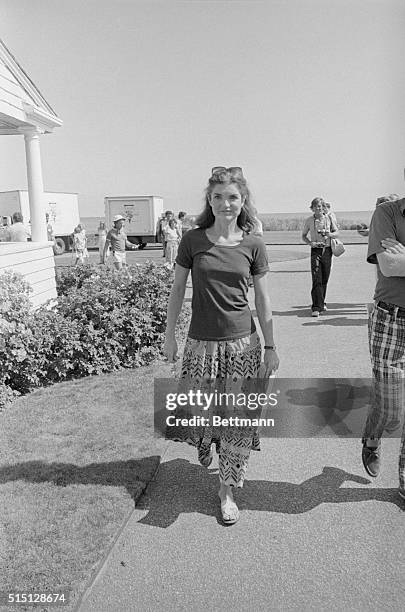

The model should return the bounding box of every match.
[301,197,339,317]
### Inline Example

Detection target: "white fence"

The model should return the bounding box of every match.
[0,242,57,307]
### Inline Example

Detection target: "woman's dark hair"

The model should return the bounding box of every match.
[196,169,256,231]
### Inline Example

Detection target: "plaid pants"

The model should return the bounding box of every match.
[363,304,405,488]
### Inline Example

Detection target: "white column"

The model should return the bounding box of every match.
[19,127,47,242]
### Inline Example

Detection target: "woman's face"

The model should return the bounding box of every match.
[209,183,244,220]
[312,202,323,218]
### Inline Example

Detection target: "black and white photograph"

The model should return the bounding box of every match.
[0,1,404,611]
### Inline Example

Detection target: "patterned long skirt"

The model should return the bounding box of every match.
[165,332,262,487]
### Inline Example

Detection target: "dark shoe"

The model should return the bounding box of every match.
[321,305,328,312]
[362,441,381,477]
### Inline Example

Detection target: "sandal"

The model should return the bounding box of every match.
[218,493,240,525]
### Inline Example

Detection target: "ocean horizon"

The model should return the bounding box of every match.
[80,210,373,233]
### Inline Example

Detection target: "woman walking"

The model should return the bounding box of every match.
[73,224,89,265]
[164,218,181,269]
[301,197,339,317]
[164,166,279,524]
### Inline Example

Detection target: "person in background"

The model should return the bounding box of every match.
[361,194,405,502]
[177,211,188,236]
[45,213,55,243]
[97,221,108,264]
[188,215,197,229]
[377,194,399,206]
[156,210,174,257]
[0,216,12,242]
[103,214,137,271]
[73,223,89,265]
[323,202,338,228]
[6,211,31,242]
[164,218,181,268]
[156,213,165,251]
[164,166,279,525]
[357,194,399,238]
[302,197,339,317]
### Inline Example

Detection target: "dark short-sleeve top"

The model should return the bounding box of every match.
[367,198,405,308]
[176,228,269,341]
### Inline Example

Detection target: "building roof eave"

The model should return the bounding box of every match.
[21,102,63,132]
[0,38,62,122]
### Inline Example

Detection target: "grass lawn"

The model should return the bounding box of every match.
[0,360,175,611]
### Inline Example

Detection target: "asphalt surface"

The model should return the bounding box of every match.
[78,245,404,612]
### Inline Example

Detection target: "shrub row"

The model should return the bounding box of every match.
[262,218,369,231]
[0,263,190,410]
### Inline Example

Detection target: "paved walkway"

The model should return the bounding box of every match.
[78,245,404,612]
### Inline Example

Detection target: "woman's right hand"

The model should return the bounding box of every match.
[164,336,178,362]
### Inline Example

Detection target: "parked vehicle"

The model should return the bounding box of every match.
[104,195,164,249]
[0,190,80,254]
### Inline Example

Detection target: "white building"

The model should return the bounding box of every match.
[0,38,63,306]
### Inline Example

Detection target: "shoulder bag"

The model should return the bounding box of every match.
[330,237,345,257]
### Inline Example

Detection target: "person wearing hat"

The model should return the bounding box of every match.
[103,214,137,270]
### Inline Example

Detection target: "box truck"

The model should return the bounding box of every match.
[0,190,80,254]
[104,195,164,249]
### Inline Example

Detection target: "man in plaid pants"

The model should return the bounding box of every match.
[362,196,405,500]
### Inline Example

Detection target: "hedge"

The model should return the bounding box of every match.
[0,263,190,411]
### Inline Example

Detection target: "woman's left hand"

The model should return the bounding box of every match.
[263,349,279,377]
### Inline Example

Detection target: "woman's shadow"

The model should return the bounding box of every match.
[137,459,404,527]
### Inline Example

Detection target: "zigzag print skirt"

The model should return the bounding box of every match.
[165,332,262,487]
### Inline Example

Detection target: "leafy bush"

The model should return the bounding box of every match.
[55,264,102,295]
[0,263,190,410]
[0,272,40,399]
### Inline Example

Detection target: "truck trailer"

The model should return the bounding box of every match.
[104,195,164,249]
[0,190,80,254]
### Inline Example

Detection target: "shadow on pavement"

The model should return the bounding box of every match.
[283,382,372,438]
[136,460,403,527]
[0,457,161,502]
[303,317,367,327]
[269,303,368,325]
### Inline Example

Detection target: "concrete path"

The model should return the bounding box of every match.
[78,245,404,612]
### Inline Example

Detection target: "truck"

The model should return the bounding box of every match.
[0,190,80,255]
[104,195,164,249]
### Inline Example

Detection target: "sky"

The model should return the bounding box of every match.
[0,0,404,216]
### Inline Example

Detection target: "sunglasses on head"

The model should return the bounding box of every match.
[211,166,244,178]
